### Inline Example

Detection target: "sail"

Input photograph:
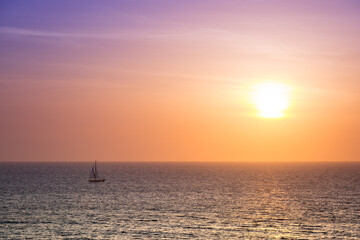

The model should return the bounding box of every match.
[94,161,99,178]
[88,160,105,182]
[89,161,100,179]
[89,164,96,179]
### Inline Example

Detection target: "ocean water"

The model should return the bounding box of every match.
[1,162,360,239]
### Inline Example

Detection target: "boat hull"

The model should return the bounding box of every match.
[88,178,105,182]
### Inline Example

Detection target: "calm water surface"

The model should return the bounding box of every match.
[1,162,360,239]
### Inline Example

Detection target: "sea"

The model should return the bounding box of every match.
[1,162,360,239]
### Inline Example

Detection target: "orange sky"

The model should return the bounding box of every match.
[0,0,359,161]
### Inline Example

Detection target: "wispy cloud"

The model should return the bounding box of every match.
[0,26,212,40]
[0,26,132,40]
[0,26,352,64]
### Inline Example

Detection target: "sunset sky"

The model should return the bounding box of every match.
[1,0,359,162]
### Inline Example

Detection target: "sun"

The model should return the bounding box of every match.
[252,82,291,118]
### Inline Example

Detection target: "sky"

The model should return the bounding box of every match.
[0,0,359,162]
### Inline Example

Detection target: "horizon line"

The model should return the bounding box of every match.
[1,160,359,163]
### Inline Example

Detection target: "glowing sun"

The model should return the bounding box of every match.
[252,82,291,118]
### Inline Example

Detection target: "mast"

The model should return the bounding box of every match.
[94,160,99,179]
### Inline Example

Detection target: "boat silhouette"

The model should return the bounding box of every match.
[88,160,105,182]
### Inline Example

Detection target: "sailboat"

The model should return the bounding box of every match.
[88,160,105,182]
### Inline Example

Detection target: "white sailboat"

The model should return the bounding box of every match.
[88,160,105,182]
